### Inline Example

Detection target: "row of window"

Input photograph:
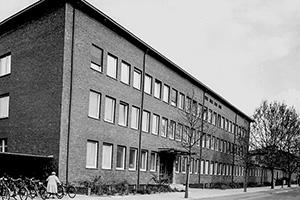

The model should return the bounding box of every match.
[0,94,9,119]
[174,156,245,177]
[88,91,246,157]
[89,45,247,136]
[86,140,157,172]
[0,54,11,77]
[0,138,7,152]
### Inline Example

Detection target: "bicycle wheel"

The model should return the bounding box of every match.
[18,187,29,200]
[39,187,48,200]
[67,186,76,198]
[28,189,36,199]
[56,185,64,199]
[1,186,10,200]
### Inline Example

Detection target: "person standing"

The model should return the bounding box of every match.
[46,172,61,196]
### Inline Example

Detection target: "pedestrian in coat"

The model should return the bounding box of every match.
[46,172,61,195]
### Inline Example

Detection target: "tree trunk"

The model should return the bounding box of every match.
[271,169,274,189]
[185,162,190,198]
[243,167,247,192]
[287,173,292,187]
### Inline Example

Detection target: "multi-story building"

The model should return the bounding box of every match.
[0,0,253,185]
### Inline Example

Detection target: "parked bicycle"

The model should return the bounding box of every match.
[25,178,47,200]
[0,177,10,200]
[57,182,76,199]
[6,177,29,200]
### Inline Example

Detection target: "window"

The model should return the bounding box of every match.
[182,157,187,173]
[104,96,115,123]
[210,162,214,175]
[183,126,188,143]
[106,54,117,79]
[0,54,11,77]
[118,102,128,126]
[116,146,126,170]
[0,139,7,152]
[163,84,170,103]
[171,89,177,106]
[175,124,183,141]
[152,114,160,135]
[216,138,219,151]
[186,97,191,113]
[144,74,152,95]
[140,150,148,171]
[202,134,206,148]
[120,62,130,85]
[142,110,150,132]
[154,80,161,99]
[200,160,204,174]
[189,158,193,174]
[178,93,185,109]
[175,156,181,173]
[102,143,112,169]
[208,109,212,123]
[150,152,157,171]
[206,135,211,148]
[133,69,141,90]
[0,95,9,118]
[88,91,101,119]
[161,118,168,137]
[86,141,98,168]
[203,107,208,121]
[218,115,221,127]
[129,148,137,170]
[131,106,140,130]
[221,117,224,129]
[195,159,199,174]
[205,161,209,174]
[169,121,176,139]
[214,162,218,175]
[211,136,215,150]
[213,112,217,125]
[225,119,228,131]
[90,45,103,72]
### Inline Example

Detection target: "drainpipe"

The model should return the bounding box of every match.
[137,49,148,190]
[231,113,237,184]
[66,5,76,184]
[198,90,206,184]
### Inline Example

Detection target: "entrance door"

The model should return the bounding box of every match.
[159,152,175,183]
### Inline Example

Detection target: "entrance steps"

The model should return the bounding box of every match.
[170,184,185,191]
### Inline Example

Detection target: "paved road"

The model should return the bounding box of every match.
[196,187,300,200]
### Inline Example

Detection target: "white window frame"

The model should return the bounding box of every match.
[0,139,7,153]
[142,110,150,132]
[144,74,152,95]
[102,143,113,169]
[178,93,185,110]
[116,146,126,170]
[169,121,176,139]
[88,91,101,119]
[104,96,115,123]
[175,156,181,173]
[131,106,140,130]
[161,118,168,137]
[151,114,159,135]
[0,54,11,77]
[86,140,98,169]
[0,95,9,119]
[140,150,148,171]
[129,148,137,171]
[171,88,177,107]
[154,80,161,99]
[133,68,141,90]
[118,102,128,126]
[150,152,157,172]
[163,84,170,103]
[106,54,117,79]
[120,61,130,85]
[90,45,103,72]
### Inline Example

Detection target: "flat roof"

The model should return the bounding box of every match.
[0,0,254,122]
[0,152,53,159]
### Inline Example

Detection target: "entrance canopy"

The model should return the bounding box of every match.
[0,152,53,179]
[158,147,189,155]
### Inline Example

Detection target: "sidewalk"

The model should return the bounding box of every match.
[74,185,298,200]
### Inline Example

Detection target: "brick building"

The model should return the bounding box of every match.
[0,0,254,185]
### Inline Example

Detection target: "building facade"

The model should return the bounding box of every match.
[0,0,254,185]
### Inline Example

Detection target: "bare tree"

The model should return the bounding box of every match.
[177,90,215,198]
[251,100,300,189]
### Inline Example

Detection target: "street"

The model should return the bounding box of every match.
[197,187,300,200]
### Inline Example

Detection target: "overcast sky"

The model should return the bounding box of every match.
[1,0,300,117]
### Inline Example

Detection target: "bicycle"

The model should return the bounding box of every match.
[25,178,47,200]
[0,177,10,200]
[57,182,76,199]
[6,177,29,200]
[147,174,169,193]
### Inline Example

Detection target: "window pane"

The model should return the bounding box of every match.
[107,54,117,78]
[154,80,161,99]
[121,62,130,84]
[88,91,100,119]
[175,124,182,141]
[171,89,177,106]
[0,55,11,76]
[200,160,204,174]
[0,139,7,152]
[178,93,185,109]
[129,148,137,170]
[144,75,152,94]
[182,157,187,173]
[86,141,98,168]
[205,161,209,174]
[169,121,175,139]
[152,114,159,135]
[102,144,112,169]
[91,45,103,72]
[133,69,141,90]
[150,152,157,171]
[161,118,168,137]
[116,146,126,169]
[131,106,140,129]
[104,97,115,123]
[118,103,128,126]
[163,85,169,103]
[0,96,9,118]
[142,111,150,132]
[141,151,147,171]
